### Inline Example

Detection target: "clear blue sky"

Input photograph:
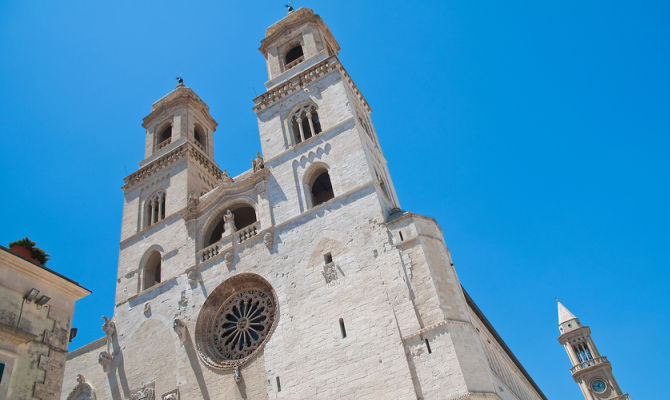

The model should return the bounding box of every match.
[1,1,668,398]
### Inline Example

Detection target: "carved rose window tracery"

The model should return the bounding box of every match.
[195,273,278,370]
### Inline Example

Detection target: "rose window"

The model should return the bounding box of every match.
[212,289,274,360]
[195,273,278,370]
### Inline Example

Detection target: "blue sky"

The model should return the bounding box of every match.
[1,1,668,398]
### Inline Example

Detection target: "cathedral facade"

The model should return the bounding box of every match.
[62,9,546,400]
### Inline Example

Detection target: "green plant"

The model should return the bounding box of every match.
[9,237,50,265]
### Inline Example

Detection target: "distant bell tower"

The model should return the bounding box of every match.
[557,301,630,400]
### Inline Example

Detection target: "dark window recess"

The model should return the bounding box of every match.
[339,318,347,338]
[158,125,172,143]
[206,206,257,246]
[285,45,303,65]
[301,117,312,140]
[0,362,4,384]
[143,251,161,290]
[194,126,206,148]
[311,110,322,134]
[425,338,432,354]
[276,376,281,392]
[324,253,333,264]
[292,118,302,144]
[399,231,404,241]
[311,172,334,207]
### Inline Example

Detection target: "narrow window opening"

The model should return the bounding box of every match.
[399,231,404,241]
[0,362,4,384]
[291,117,301,144]
[425,338,432,354]
[310,171,334,207]
[339,318,347,338]
[157,125,172,149]
[194,125,206,150]
[143,252,162,290]
[276,376,281,392]
[285,45,304,67]
[301,113,313,140]
[311,110,322,134]
[324,253,333,264]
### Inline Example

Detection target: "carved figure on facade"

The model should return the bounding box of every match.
[221,169,234,184]
[98,352,113,375]
[263,232,274,248]
[144,303,151,316]
[323,262,338,283]
[187,192,199,213]
[178,290,188,307]
[66,374,97,400]
[223,209,236,233]
[173,319,188,343]
[101,316,115,338]
[187,269,198,286]
[224,251,234,267]
[252,152,265,172]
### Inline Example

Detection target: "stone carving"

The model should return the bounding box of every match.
[187,193,199,213]
[129,382,155,400]
[66,374,96,400]
[144,303,151,316]
[173,319,188,343]
[323,262,338,283]
[234,365,241,383]
[263,232,274,248]
[187,269,198,286]
[223,209,236,233]
[161,389,179,400]
[98,352,113,375]
[252,152,265,172]
[221,169,234,184]
[101,316,115,338]
[224,251,234,267]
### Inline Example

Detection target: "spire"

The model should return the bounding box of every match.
[557,300,577,325]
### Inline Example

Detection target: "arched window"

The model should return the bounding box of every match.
[290,104,322,145]
[194,125,206,150]
[157,124,172,150]
[310,171,334,207]
[145,191,166,228]
[143,251,161,290]
[205,205,257,247]
[376,170,391,200]
[285,45,304,68]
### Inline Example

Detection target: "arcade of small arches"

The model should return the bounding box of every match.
[290,103,322,146]
[144,191,166,228]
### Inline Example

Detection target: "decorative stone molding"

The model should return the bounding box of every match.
[173,319,188,343]
[253,57,370,113]
[98,351,113,375]
[66,374,96,400]
[186,193,199,213]
[161,389,179,400]
[129,382,155,400]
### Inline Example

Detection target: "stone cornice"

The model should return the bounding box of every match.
[0,322,37,351]
[143,85,217,129]
[252,56,371,113]
[122,143,222,191]
[0,248,91,300]
[260,8,340,56]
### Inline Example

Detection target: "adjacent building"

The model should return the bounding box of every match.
[0,245,90,399]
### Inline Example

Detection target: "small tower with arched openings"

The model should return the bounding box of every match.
[557,301,630,400]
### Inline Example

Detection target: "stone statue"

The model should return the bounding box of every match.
[223,209,236,233]
[252,152,265,172]
[187,192,199,213]
[101,316,115,337]
[221,169,234,184]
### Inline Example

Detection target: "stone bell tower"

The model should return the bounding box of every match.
[557,301,630,400]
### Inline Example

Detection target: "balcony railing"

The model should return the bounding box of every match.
[285,55,304,70]
[197,221,262,263]
[570,356,608,374]
[157,138,171,150]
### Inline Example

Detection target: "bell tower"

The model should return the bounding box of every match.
[253,8,399,221]
[557,301,630,400]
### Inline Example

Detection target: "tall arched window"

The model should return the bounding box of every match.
[143,251,161,290]
[310,170,334,207]
[285,45,304,68]
[157,124,172,150]
[205,205,257,247]
[194,125,206,150]
[145,191,166,228]
[290,104,322,145]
